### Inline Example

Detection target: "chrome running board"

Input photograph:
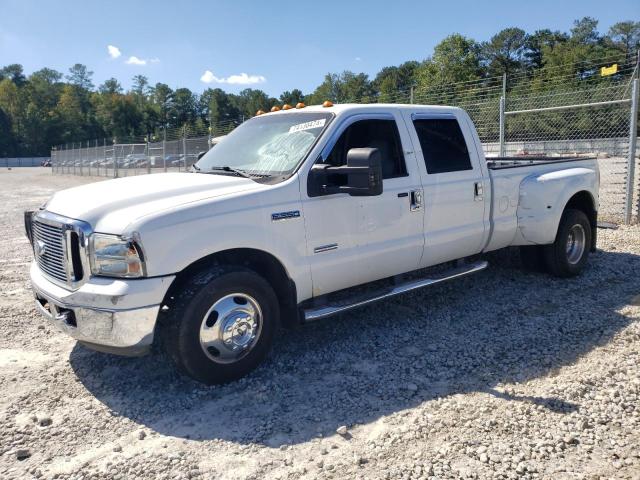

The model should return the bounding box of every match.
[302,260,488,322]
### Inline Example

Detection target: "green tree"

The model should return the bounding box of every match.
[98,78,123,95]
[66,64,94,91]
[481,28,527,76]
[608,21,640,58]
[131,75,150,96]
[0,64,26,85]
[0,107,16,156]
[150,83,174,125]
[170,88,197,126]
[524,30,568,70]
[416,34,482,88]
[373,61,419,102]
[279,89,305,105]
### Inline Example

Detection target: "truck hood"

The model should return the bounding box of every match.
[45,172,264,234]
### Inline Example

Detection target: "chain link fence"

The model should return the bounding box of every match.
[51,55,640,223]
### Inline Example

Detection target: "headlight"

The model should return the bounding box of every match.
[89,233,146,278]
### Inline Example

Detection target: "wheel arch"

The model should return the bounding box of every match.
[159,248,300,328]
[563,190,597,252]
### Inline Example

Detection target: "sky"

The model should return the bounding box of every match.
[1,0,638,97]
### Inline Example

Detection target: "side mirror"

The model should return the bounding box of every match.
[307,147,383,197]
[197,151,207,161]
[344,147,383,196]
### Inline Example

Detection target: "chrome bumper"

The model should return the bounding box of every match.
[30,262,175,356]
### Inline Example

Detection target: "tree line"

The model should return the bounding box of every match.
[0,17,638,156]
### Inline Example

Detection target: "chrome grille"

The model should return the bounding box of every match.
[32,219,68,283]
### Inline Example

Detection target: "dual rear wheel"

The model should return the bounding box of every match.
[520,208,592,277]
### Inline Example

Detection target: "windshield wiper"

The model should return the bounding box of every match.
[209,166,253,179]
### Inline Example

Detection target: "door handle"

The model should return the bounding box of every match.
[410,190,423,211]
[474,182,484,201]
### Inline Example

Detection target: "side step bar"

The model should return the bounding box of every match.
[302,260,488,322]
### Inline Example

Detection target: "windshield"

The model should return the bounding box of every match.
[196,112,333,177]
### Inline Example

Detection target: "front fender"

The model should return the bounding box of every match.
[131,181,312,302]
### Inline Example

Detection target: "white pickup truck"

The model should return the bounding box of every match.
[26,103,599,384]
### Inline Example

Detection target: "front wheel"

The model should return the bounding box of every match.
[160,266,279,384]
[543,208,592,277]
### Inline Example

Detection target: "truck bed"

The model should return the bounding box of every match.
[486,156,596,170]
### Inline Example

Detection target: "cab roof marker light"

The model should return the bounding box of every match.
[322,100,333,108]
[296,102,306,109]
[282,104,293,110]
[255,110,265,116]
[270,106,281,112]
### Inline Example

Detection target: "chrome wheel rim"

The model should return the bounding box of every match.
[199,293,262,364]
[566,224,586,265]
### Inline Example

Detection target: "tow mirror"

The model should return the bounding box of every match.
[308,147,383,197]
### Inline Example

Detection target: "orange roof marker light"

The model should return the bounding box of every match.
[282,104,293,110]
[270,106,281,112]
[256,110,265,116]
[322,100,333,108]
[295,102,306,109]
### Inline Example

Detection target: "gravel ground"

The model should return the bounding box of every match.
[1,168,639,480]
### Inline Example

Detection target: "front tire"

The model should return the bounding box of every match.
[543,208,591,277]
[160,266,279,384]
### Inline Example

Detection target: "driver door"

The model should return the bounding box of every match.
[301,113,425,297]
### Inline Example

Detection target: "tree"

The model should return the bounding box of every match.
[524,30,568,70]
[0,64,26,85]
[98,78,123,95]
[30,68,62,84]
[372,61,419,101]
[55,84,85,141]
[0,78,23,119]
[150,83,174,124]
[481,28,527,76]
[132,75,150,96]
[170,88,197,126]
[279,89,305,105]
[66,64,94,91]
[416,34,482,88]
[0,107,15,156]
[570,17,600,45]
[235,88,275,116]
[608,21,640,58]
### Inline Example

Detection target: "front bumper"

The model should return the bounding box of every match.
[30,262,175,356]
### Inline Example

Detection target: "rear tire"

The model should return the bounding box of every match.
[543,208,591,277]
[160,266,279,384]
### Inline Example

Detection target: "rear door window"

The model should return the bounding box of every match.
[413,118,472,174]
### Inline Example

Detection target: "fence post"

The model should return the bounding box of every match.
[624,78,639,225]
[163,136,167,172]
[182,128,187,172]
[499,96,506,157]
[146,135,151,174]
[114,141,119,179]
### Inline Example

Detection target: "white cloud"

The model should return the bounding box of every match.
[200,70,266,85]
[107,45,121,59]
[126,56,147,65]
[355,56,362,62]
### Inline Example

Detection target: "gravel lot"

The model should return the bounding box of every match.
[1,168,639,480]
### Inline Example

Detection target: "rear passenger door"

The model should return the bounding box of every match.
[403,112,487,267]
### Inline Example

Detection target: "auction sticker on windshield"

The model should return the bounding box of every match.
[289,118,326,133]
